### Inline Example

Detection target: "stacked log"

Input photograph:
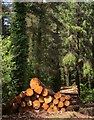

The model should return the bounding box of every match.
[60,85,80,111]
[11,78,79,114]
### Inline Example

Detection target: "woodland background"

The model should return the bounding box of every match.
[1,2,94,106]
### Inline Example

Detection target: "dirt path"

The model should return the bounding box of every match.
[2,111,94,120]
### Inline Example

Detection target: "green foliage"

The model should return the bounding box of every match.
[63,52,76,67]
[2,2,94,104]
[83,61,94,79]
[1,36,16,102]
[11,3,29,92]
[80,83,94,103]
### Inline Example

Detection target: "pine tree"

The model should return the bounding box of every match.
[11,3,28,92]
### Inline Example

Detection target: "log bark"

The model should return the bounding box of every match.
[25,106,32,112]
[27,100,32,107]
[12,103,19,110]
[38,96,44,103]
[25,96,31,102]
[19,91,25,98]
[50,103,54,108]
[21,101,26,107]
[15,96,21,104]
[66,105,79,111]
[60,108,66,113]
[42,88,48,97]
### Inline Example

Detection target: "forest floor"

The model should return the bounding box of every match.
[2,106,94,120]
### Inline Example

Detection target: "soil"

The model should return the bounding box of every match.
[2,110,94,120]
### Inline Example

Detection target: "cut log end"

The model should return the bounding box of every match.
[34,86,43,94]
[27,100,32,107]
[30,78,40,89]
[42,88,48,97]
[53,99,59,105]
[47,107,53,113]
[64,100,70,107]
[19,91,25,98]
[60,96,65,102]
[38,96,44,103]
[44,96,52,104]
[25,88,33,97]
[42,103,49,110]
[65,95,71,100]
[54,92,61,99]
[58,101,64,108]
[33,100,40,110]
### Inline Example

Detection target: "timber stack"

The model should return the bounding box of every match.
[11,78,79,114]
[60,85,80,111]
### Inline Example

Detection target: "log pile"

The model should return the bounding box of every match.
[60,85,80,111]
[11,78,79,114]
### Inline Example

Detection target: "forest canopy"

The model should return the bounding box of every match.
[2,2,94,105]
